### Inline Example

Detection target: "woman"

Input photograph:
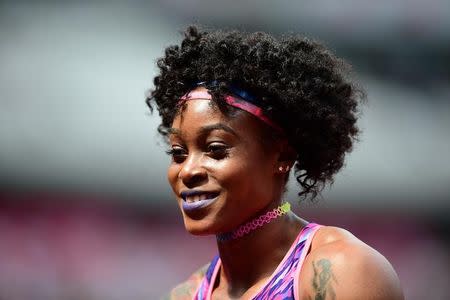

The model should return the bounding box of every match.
[147,26,404,299]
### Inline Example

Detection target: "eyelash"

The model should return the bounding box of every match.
[207,144,230,158]
[165,148,185,156]
[166,144,230,162]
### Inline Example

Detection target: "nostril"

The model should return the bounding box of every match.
[178,153,208,186]
[182,172,207,187]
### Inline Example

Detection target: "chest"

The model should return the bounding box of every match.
[209,275,272,300]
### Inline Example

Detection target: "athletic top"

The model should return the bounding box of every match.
[193,222,322,300]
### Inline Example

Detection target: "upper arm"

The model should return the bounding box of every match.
[298,227,404,300]
[164,263,209,300]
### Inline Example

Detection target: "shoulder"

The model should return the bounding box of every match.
[163,263,209,300]
[298,226,404,300]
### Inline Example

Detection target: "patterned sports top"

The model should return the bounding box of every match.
[194,222,322,300]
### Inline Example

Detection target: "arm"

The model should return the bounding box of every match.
[298,227,404,300]
[162,263,209,300]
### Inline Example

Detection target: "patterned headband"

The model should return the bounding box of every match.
[179,82,283,133]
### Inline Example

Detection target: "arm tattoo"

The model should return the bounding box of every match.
[166,263,209,300]
[310,259,337,300]
[169,279,199,299]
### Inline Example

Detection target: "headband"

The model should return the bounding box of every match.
[179,83,283,133]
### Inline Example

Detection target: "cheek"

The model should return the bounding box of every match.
[167,164,179,192]
[233,152,275,191]
[209,158,254,191]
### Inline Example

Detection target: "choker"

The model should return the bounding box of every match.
[216,202,291,242]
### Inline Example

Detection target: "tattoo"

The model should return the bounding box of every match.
[170,279,198,299]
[160,294,171,300]
[167,264,209,300]
[310,259,337,300]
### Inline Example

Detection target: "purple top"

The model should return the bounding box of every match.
[194,222,322,300]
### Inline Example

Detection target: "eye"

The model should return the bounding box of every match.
[206,142,230,159]
[166,146,187,163]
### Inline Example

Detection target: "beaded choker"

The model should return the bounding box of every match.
[216,202,291,242]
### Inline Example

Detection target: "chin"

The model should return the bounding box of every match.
[183,217,218,236]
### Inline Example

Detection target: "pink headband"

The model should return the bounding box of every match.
[179,90,283,133]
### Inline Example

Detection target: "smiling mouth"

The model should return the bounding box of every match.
[182,192,220,203]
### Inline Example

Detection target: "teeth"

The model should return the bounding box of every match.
[186,195,199,203]
[184,193,217,202]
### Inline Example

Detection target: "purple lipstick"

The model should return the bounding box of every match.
[180,190,220,212]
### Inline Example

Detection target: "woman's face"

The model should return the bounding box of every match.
[167,90,284,235]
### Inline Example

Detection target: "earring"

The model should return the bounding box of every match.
[278,165,290,173]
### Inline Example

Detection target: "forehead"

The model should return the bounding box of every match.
[172,99,225,127]
[170,99,262,139]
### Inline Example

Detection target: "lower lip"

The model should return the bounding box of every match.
[182,196,219,212]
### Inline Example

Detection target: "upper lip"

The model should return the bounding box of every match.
[180,190,219,200]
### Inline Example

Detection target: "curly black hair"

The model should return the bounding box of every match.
[146,25,365,200]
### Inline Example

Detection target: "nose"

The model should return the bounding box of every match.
[178,153,207,187]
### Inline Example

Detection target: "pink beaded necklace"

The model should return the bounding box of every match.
[216,202,291,242]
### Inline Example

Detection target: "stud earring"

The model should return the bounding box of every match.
[278,165,290,173]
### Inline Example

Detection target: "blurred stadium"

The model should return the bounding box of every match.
[0,0,449,299]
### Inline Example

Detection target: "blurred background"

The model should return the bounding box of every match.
[1,0,449,299]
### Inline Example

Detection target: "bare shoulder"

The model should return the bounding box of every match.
[298,226,404,300]
[162,263,209,300]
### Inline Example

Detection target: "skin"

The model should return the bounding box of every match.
[298,227,404,300]
[166,88,404,300]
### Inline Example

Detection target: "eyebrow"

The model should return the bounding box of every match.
[168,123,238,137]
[167,127,181,135]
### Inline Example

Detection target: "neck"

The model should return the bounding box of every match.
[214,207,306,297]
[216,202,291,242]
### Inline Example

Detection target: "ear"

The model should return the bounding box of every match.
[275,139,296,173]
